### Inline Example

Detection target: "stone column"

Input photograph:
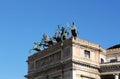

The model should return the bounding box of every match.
[114,74,119,79]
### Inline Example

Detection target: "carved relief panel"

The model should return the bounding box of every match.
[36,51,61,70]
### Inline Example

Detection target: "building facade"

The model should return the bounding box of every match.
[25,38,120,79]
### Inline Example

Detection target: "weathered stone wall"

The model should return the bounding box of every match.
[73,63,100,79]
[72,38,101,67]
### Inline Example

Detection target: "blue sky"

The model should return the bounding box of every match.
[0,0,120,79]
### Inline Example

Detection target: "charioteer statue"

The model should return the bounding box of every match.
[53,28,61,42]
[58,25,69,42]
[69,22,78,39]
[29,21,79,53]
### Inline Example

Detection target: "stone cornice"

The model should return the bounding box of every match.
[72,38,105,53]
[72,59,100,69]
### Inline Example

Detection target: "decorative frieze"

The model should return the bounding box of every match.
[36,51,61,70]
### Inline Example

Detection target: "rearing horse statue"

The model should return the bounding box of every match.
[29,42,41,53]
[40,34,54,48]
